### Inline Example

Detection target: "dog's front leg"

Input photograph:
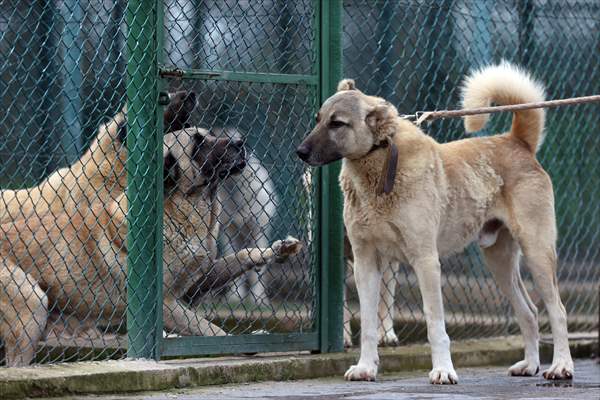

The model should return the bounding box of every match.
[185,237,302,304]
[344,246,381,381]
[412,254,458,384]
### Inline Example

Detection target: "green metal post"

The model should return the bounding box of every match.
[318,0,344,353]
[60,0,84,163]
[126,0,164,360]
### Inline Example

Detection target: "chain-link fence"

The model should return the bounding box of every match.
[342,0,599,346]
[0,0,598,367]
[0,0,328,366]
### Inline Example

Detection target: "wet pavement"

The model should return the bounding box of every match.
[66,359,599,400]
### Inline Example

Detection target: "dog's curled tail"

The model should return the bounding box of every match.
[461,61,546,153]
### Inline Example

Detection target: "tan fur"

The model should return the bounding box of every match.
[0,91,195,224]
[462,60,546,152]
[0,128,302,367]
[0,111,127,222]
[337,79,356,91]
[298,62,573,383]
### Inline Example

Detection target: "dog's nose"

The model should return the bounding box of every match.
[296,144,311,161]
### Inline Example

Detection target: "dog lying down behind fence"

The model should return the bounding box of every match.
[0,121,302,367]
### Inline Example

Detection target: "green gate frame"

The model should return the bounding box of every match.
[125,0,344,359]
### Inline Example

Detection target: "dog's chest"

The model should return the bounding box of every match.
[345,208,408,262]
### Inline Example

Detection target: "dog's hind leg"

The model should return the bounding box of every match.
[0,263,48,367]
[481,227,540,376]
[510,183,573,380]
[518,235,573,379]
[344,246,381,381]
[411,253,458,384]
[521,244,573,379]
[378,262,399,346]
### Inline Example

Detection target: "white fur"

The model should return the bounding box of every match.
[221,151,278,304]
[461,61,546,151]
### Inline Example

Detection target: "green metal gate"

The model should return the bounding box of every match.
[125,0,345,360]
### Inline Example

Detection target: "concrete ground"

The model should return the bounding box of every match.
[63,359,599,400]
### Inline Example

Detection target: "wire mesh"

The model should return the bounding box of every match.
[0,0,129,366]
[0,0,597,367]
[0,0,318,366]
[161,81,318,338]
[159,0,318,346]
[342,0,599,346]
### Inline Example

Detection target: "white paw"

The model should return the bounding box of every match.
[508,359,540,376]
[543,359,574,380]
[344,363,378,381]
[378,330,399,347]
[272,236,303,263]
[429,367,459,384]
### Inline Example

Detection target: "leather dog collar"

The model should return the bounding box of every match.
[368,136,398,196]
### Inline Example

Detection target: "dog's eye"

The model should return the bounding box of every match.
[315,113,321,123]
[329,120,347,129]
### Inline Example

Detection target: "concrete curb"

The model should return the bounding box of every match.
[1,336,596,399]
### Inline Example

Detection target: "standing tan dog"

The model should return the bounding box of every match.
[296,62,573,383]
[0,127,302,367]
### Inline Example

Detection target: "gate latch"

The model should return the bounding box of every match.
[159,67,185,78]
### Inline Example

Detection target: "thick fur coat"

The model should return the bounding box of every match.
[297,62,573,383]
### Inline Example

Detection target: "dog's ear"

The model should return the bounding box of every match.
[164,91,197,132]
[366,102,398,136]
[337,79,356,92]
[163,150,180,193]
